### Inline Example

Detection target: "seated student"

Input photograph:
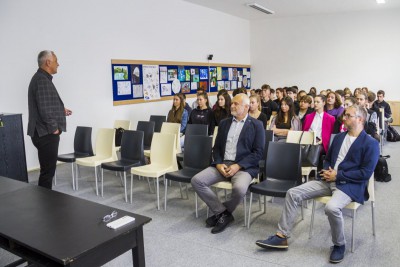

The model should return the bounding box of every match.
[333,97,356,133]
[356,92,379,141]
[343,87,352,98]
[308,87,317,98]
[214,92,231,126]
[286,87,300,115]
[255,104,379,264]
[303,95,335,154]
[273,88,285,109]
[371,90,392,126]
[325,92,344,119]
[191,88,205,110]
[167,94,189,134]
[249,94,268,129]
[179,93,192,116]
[297,90,307,104]
[298,95,314,125]
[188,92,215,136]
[232,87,247,97]
[212,89,228,111]
[260,85,279,123]
[269,97,301,142]
[191,94,265,234]
[353,88,362,97]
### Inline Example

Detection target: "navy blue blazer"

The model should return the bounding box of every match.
[323,131,379,204]
[212,116,265,178]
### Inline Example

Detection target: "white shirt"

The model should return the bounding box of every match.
[334,134,357,171]
[224,115,248,161]
[310,112,324,141]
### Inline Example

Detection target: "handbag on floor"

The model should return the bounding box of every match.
[374,155,391,182]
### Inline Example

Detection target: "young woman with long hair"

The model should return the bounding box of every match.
[269,96,301,142]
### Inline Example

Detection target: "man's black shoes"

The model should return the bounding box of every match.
[211,210,234,234]
[205,214,220,228]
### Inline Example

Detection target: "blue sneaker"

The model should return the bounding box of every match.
[329,245,345,263]
[256,235,288,249]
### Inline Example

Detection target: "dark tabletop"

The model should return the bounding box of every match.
[0,176,151,265]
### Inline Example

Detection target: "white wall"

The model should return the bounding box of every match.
[0,0,250,170]
[250,9,400,99]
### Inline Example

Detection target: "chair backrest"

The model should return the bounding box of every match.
[329,134,337,147]
[149,115,166,133]
[265,142,302,184]
[379,108,385,132]
[212,126,218,147]
[184,135,212,169]
[113,120,131,130]
[161,122,181,153]
[150,133,176,167]
[367,174,375,202]
[136,121,155,150]
[74,126,94,156]
[94,128,115,157]
[185,124,208,136]
[120,130,145,164]
[287,130,315,145]
[263,130,275,158]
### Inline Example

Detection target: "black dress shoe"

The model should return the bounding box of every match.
[205,214,221,228]
[211,211,234,234]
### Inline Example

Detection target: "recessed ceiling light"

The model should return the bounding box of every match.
[376,0,386,4]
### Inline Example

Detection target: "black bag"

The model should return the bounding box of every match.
[115,127,125,146]
[374,155,391,182]
[387,125,400,142]
[299,132,322,167]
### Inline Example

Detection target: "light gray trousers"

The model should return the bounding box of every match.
[277,180,352,246]
[191,166,252,215]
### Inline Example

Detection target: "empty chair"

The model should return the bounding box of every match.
[101,130,145,203]
[258,130,274,181]
[75,128,115,194]
[287,130,317,182]
[309,175,375,252]
[144,122,180,158]
[165,135,212,215]
[56,126,93,190]
[177,124,208,165]
[149,115,166,133]
[247,142,302,229]
[137,121,155,150]
[131,133,178,210]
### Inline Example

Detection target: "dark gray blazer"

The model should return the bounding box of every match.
[27,68,66,137]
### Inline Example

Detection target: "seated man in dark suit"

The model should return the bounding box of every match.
[192,93,265,234]
[255,104,379,263]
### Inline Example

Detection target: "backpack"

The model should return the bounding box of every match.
[386,125,400,142]
[374,155,391,182]
[115,127,125,146]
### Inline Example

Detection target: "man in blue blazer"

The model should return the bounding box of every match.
[255,104,379,263]
[192,93,265,234]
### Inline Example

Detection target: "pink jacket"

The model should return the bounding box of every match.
[302,112,335,153]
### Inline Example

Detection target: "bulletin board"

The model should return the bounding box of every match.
[111,59,251,106]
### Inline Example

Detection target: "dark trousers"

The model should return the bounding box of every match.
[31,131,60,189]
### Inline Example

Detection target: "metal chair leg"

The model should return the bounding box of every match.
[123,171,127,202]
[130,173,133,204]
[372,201,376,236]
[247,193,253,229]
[309,200,316,239]
[351,210,356,253]
[101,168,104,197]
[164,178,168,211]
[71,163,75,190]
[195,192,198,218]
[94,166,99,196]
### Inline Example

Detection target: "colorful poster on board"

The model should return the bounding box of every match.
[168,69,177,81]
[161,83,172,96]
[200,69,208,80]
[142,65,160,100]
[181,82,190,93]
[160,66,168,84]
[114,66,128,80]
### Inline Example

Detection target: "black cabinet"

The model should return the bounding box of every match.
[0,113,28,182]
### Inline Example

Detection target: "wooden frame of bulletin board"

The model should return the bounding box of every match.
[111,59,251,106]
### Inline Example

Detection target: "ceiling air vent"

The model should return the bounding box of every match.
[246,3,274,15]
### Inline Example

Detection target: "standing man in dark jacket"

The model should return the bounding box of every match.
[192,93,265,234]
[28,50,72,189]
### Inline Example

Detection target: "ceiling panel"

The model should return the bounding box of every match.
[184,0,400,20]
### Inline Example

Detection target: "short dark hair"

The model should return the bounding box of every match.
[377,90,385,97]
